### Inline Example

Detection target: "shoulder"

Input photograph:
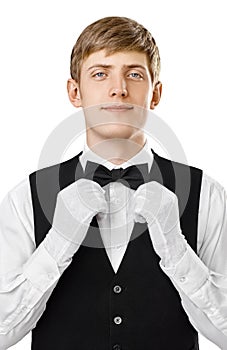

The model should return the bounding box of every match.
[152,150,203,193]
[6,177,31,205]
[152,149,203,174]
[29,151,82,183]
[29,151,82,192]
[200,172,226,204]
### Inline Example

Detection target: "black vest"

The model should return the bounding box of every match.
[29,149,202,350]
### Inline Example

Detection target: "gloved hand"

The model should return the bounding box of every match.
[132,181,187,267]
[51,178,108,245]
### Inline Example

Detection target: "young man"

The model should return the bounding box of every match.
[0,16,227,350]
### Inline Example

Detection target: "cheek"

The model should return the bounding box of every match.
[131,82,153,102]
[80,82,106,106]
[133,90,152,108]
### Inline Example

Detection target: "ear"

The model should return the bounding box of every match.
[67,78,82,108]
[150,81,162,110]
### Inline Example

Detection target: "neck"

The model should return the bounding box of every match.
[86,134,146,165]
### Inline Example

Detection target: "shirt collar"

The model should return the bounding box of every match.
[79,139,153,172]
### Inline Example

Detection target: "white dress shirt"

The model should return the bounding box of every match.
[0,140,227,349]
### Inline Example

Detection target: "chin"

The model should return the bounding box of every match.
[93,124,136,140]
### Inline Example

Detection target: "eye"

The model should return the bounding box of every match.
[128,72,143,80]
[92,71,107,79]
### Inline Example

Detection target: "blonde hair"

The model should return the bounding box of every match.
[70,16,161,84]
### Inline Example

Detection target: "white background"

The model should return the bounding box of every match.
[0,0,226,349]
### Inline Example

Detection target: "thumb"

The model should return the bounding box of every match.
[133,205,146,224]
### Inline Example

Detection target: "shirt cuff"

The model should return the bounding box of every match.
[23,242,61,294]
[160,244,209,295]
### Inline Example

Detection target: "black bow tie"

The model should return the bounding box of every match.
[84,161,149,190]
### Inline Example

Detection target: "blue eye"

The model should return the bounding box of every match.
[94,72,106,77]
[129,72,142,79]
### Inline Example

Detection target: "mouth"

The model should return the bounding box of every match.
[101,104,134,112]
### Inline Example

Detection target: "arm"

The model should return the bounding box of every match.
[0,178,107,349]
[160,174,227,349]
[0,179,60,349]
[133,178,227,349]
[0,179,78,349]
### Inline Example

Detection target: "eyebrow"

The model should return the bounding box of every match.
[87,64,147,71]
[87,64,112,71]
[125,64,147,71]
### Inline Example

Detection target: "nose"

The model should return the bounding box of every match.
[109,78,128,98]
[110,88,128,97]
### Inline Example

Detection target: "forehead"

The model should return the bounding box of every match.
[81,49,150,70]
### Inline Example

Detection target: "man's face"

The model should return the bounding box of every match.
[67,49,161,147]
[79,49,154,109]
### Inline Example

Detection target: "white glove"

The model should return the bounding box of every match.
[51,178,108,245]
[133,181,187,267]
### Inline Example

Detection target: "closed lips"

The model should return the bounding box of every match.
[101,105,133,111]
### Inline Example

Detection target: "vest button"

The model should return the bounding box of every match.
[113,344,121,350]
[114,316,122,325]
[113,285,122,294]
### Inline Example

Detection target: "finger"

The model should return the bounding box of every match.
[134,194,163,224]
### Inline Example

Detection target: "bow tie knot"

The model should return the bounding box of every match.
[84,161,149,190]
[111,168,125,181]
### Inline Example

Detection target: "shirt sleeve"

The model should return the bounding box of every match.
[0,178,77,349]
[160,173,227,349]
